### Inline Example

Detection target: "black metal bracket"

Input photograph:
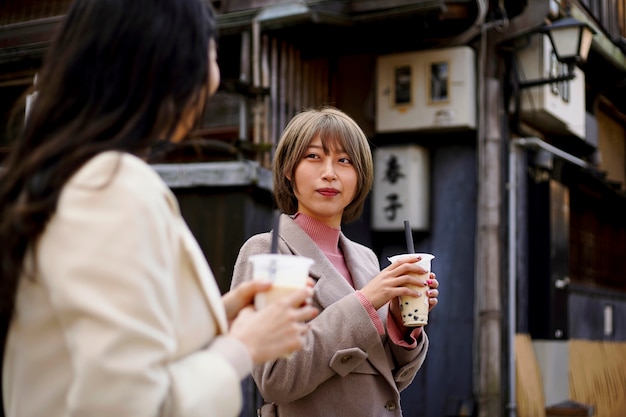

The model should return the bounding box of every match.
[518,72,576,89]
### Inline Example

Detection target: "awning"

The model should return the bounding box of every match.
[217,0,445,33]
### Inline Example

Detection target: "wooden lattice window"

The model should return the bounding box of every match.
[0,0,73,26]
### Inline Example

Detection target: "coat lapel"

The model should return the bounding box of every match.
[179,224,228,334]
[165,191,229,336]
[339,232,398,389]
[340,235,377,291]
[278,215,398,389]
[277,215,354,310]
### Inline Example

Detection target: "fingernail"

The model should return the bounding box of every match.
[427,279,433,285]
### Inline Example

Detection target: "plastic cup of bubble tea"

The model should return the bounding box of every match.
[387,253,435,327]
[249,254,314,310]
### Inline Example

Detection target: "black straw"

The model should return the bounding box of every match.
[270,211,280,254]
[404,220,415,254]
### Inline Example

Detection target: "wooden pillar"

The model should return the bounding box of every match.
[476,29,504,416]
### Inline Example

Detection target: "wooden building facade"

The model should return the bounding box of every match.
[1,1,625,416]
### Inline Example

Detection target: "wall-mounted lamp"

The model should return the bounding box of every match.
[516,16,596,89]
[544,17,595,65]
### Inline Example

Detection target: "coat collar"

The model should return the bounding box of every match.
[277,214,352,310]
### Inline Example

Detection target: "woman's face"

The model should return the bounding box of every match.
[291,135,358,228]
[171,39,220,143]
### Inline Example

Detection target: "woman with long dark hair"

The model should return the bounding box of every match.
[0,1,317,416]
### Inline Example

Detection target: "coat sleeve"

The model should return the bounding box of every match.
[387,330,429,391]
[351,243,429,392]
[38,155,249,417]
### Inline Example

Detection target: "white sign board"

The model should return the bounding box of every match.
[376,46,476,133]
[371,144,430,231]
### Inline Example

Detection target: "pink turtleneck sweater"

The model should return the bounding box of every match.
[293,213,421,347]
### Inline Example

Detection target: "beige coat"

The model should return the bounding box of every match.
[3,152,252,417]
[231,214,429,417]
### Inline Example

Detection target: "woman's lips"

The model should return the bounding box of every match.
[317,188,339,196]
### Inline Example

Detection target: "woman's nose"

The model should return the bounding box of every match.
[321,159,337,180]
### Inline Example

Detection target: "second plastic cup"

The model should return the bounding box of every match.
[387,253,435,327]
[249,254,314,310]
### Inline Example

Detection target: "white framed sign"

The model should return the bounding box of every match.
[371,144,430,231]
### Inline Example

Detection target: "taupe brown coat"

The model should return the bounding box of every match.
[231,214,429,417]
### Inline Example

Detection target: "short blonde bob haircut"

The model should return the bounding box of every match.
[272,106,373,224]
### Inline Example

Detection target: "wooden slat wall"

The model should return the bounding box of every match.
[596,110,626,189]
[579,0,626,41]
[516,335,626,417]
[569,103,626,290]
[619,0,625,34]
[570,340,626,417]
[0,0,72,25]
[515,334,547,417]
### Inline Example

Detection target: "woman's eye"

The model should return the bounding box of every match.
[339,157,353,164]
[305,153,319,159]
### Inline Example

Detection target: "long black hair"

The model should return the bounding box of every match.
[0,0,218,390]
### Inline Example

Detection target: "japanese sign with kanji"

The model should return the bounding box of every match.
[372,144,430,231]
